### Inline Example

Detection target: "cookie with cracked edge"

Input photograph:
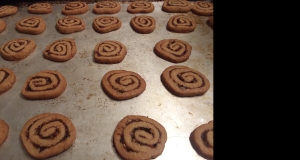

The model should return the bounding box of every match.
[0,119,9,146]
[0,68,16,95]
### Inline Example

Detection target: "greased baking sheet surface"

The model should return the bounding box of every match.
[0,2,213,160]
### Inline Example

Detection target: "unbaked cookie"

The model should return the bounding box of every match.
[154,39,192,63]
[94,40,126,64]
[0,38,36,61]
[161,65,210,97]
[101,70,146,100]
[190,120,214,159]
[167,14,196,33]
[93,1,121,14]
[0,5,18,18]
[28,3,52,14]
[191,1,213,16]
[93,16,122,33]
[56,16,85,34]
[21,70,67,100]
[130,15,156,34]
[113,115,167,160]
[0,19,6,33]
[43,38,77,62]
[16,16,46,34]
[20,113,76,159]
[62,1,88,15]
[162,0,191,13]
[127,1,154,13]
[0,119,9,146]
[206,16,213,29]
[0,68,16,95]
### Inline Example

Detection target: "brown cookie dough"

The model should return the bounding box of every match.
[0,119,9,146]
[43,38,77,62]
[93,16,122,33]
[206,16,213,29]
[161,65,210,97]
[56,16,85,34]
[0,19,6,33]
[0,68,16,95]
[20,113,76,159]
[0,5,18,18]
[16,16,46,35]
[28,3,52,14]
[162,0,191,13]
[127,1,154,13]
[154,39,192,63]
[93,1,121,14]
[101,70,146,100]
[191,1,213,16]
[0,38,36,61]
[21,70,67,100]
[167,14,196,33]
[113,115,167,160]
[94,40,127,64]
[62,1,88,15]
[189,120,214,159]
[130,15,156,34]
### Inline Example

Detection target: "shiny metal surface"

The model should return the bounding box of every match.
[0,2,213,160]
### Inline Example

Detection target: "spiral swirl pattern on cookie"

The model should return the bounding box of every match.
[94,40,126,63]
[192,1,213,16]
[0,38,36,61]
[167,0,189,7]
[130,15,156,34]
[93,1,120,14]
[28,3,52,14]
[167,15,196,33]
[16,16,46,34]
[20,113,76,159]
[0,68,16,95]
[127,1,154,13]
[0,5,18,17]
[65,2,86,10]
[93,16,121,33]
[57,16,83,27]
[44,38,76,62]
[113,115,167,160]
[18,17,42,28]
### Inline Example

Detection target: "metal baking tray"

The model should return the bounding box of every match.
[0,2,213,160]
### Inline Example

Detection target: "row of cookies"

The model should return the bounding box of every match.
[0,113,213,160]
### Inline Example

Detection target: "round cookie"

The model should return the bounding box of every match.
[167,14,196,33]
[21,70,67,100]
[93,16,122,33]
[191,1,213,16]
[62,1,88,15]
[113,115,167,160]
[0,68,16,95]
[20,113,76,159]
[28,3,52,14]
[0,38,36,61]
[93,1,121,14]
[130,15,156,34]
[162,0,191,13]
[0,119,9,146]
[127,1,154,13]
[0,5,18,18]
[206,16,213,29]
[16,16,46,35]
[0,19,6,33]
[154,39,192,63]
[101,70,146,100]
[189,120,214,159]
[161,65,210,97]
[56,16,85,34]
[43,38,77,62]
[94,40,127,64]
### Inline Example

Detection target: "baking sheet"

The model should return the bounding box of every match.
[0,2,213,160]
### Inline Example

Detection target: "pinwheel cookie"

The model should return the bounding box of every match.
[0,119,9,146]
[43,38,77,62]
[190,120,214,159]
[16,16,46,34]
[0,5,18,18]
[0,38,36,61]
[162,0,191,13]
[167,14,196,33]
[130,15,156,34]
[191,1,213,16]
[28,3,52,14]
[0,19,6,33]
[93,1,121,14]
[94,40,126,64]
[56,16,85,34]
[101,70,146,100]
[0,68,16,95]
[127,1,154,13]
[21,70,67,100]
[161,65,210,97]
[93,16,122,33]
[113,115,167,160]
[62,1,88,15]
[20,113,76,159]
